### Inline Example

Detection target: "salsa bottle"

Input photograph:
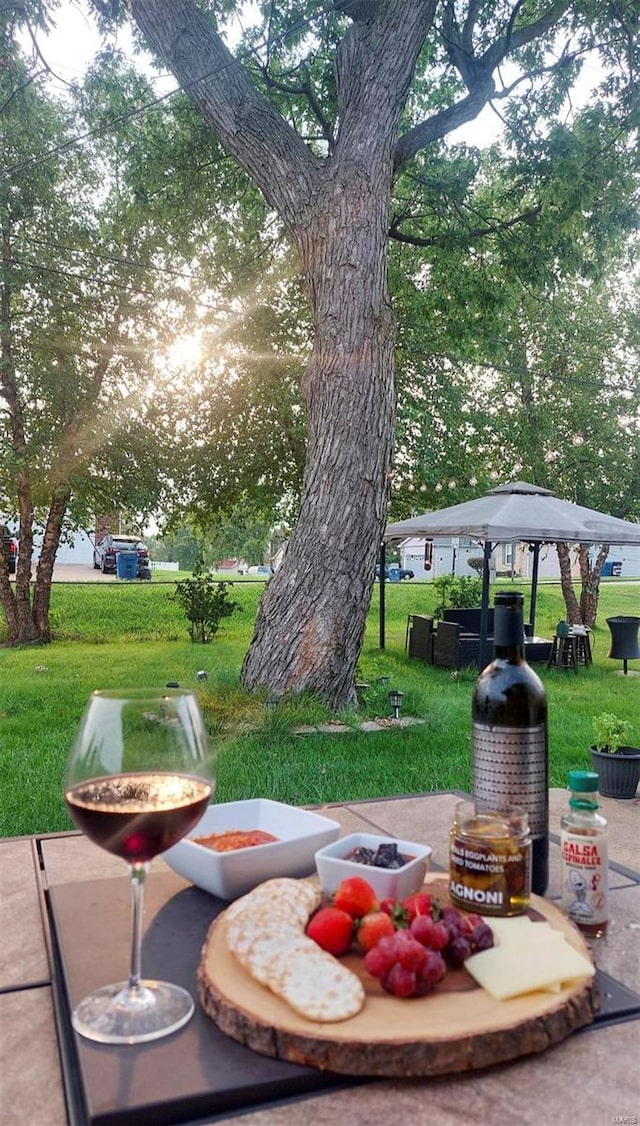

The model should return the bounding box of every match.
[471,590,549,896]
[561,770,608,937]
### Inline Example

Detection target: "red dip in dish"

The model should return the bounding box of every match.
[193,829,279,852]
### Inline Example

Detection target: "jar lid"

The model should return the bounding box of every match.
[567,770,599,792]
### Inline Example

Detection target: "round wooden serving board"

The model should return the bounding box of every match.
[197,875,599,1077]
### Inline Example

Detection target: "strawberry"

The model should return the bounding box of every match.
[380,897,409,926]
[356,910,396,953]
[334,876,378,919]
[306,906,354,956]
[402,891,432,923]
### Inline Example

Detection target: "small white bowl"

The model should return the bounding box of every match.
[314,832,432,901]
[163,798,340,900]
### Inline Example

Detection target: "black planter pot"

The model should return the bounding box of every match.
[589,746,640,799]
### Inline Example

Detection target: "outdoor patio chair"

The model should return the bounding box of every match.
[407,614,435,663]
[433,620,481,669]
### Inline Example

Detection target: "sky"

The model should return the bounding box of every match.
[35,1,508,145]
[35,1,609,158]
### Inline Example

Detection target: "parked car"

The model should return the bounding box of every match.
[1,526,18,575]
[93,534,151,578]
[375,563,415,581]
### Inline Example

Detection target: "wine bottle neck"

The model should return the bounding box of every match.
[493,604,525,658]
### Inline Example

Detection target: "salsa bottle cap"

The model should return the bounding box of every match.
[567,770,599,792]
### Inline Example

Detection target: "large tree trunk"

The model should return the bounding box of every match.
[127,0,434,709]
[242,184,396,707]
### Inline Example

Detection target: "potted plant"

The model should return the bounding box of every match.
[589,713,640,799]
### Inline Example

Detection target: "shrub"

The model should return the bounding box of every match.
[169,560,241,643]
[432,575,483,619]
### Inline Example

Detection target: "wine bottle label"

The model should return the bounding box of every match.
[472,722,548,838]
[561,830,608,927]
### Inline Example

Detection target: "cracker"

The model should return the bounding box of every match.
[278,949,365,1022]
[246,933,312,986]
[224,875,363,1023]
[226,878,318,924]
[228,912,303,962]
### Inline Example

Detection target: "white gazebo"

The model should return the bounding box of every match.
[381,481,640,663]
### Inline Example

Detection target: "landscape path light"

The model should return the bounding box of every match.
[388,689,404,720]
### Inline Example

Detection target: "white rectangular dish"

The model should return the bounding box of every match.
[163,798,341,899]
[314,832,432,900]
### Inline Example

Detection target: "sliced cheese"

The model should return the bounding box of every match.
[482,916,558,946]
[480,914,534,941]
[465,938,595,1001]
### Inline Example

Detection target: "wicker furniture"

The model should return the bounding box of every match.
[406,614,435,663]
[441,607,495,634]
[432,620,481,669]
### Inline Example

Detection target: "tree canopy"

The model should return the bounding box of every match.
[4,1,638,702]
[112,0,639,706]
[0,15,224,639]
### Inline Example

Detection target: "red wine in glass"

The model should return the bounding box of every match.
[65,773,212,863]
[64,688,214,1045]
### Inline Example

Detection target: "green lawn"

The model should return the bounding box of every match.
[0,576,638,839]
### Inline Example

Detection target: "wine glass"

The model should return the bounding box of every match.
[64,687,215,1045]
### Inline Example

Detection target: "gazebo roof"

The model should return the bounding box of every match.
[384,482,640,546]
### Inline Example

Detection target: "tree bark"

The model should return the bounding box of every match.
[578,543,607,629]
[1,204,123,644]
[242,180,396,707]
[556,542,608,628]
[32,488,73,639]
[0,220,41,644]
[556,542,581,624]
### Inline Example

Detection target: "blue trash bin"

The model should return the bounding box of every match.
[388,565,400,583]
[116,551,138,580]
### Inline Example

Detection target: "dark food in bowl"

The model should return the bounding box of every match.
[343,842,410,869]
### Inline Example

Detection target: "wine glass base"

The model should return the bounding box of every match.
[71,980,195,1045]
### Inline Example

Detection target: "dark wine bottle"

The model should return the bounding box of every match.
[471,590,549,895]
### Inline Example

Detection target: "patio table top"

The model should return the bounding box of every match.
[1,789,638,1126]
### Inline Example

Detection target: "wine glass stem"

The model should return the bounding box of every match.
[128,862,150,992]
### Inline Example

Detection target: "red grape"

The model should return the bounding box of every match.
[413,950,447,995]
[471,923,494,952]
[383,962,416,997]
[447,934,472,966]
[410,915,449,951]
[392,931,427,972]
[364,939,396,979]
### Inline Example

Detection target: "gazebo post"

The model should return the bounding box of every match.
[379,542,386,650]
[479,540,493,669]
[529,542,540,635]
